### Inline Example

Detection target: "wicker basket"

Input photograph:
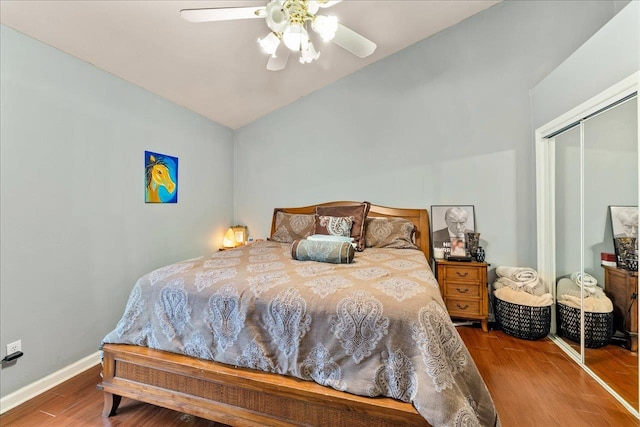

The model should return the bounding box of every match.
[556,302,613,348]
[494,296,551,340]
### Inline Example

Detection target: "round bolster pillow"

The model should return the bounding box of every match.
[291,239,355,264]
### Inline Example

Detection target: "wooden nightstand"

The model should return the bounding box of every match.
[603,265,638,352]
[435,259,489,332]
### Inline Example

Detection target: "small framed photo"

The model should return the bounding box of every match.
[450,237,467,257]
[431,205,476,256]
[232,225,248,245]
[609,206,638,268]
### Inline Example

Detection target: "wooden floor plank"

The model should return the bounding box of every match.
[1,326,638,426]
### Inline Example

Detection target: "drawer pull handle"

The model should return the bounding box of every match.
[456,271,469,277]
[456,304,469,310]
[456,288,469,293]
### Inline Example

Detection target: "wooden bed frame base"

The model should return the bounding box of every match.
[99,202,432,426]
[99,344,430,426]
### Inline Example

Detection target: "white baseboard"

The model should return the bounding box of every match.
[0,351,101,414]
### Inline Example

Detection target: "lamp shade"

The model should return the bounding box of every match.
[223,228,238,248]
[265,0,288,33]
[258,32,280,57]
[299,41,320,64]
[283,24,309,51]
[312,15,338,41]
[306,1,320,15]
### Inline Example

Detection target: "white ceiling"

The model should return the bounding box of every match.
[0,0,499,129]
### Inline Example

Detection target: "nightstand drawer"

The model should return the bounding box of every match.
[435,259,488,332]
[446,282,480,298]
[443,266,482,282]
[445,298,481,317]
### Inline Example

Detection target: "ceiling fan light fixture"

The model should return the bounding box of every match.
[182,0,376,72]
[311,14,338,42]
[258,32,281,57]
[283,23,309,51]
[265,1,288,33]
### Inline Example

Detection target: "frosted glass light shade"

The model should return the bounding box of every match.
[265,1,288,32]
[306,1,320,15]
[312,15,338,41]
[283,24,309,51]
[299,42,320,64]
[258,32,280,57]
[223,228,237,248]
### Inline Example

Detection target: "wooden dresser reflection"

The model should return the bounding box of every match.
[603,265,638,352]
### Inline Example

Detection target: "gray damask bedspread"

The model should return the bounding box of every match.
[102,241,499,427]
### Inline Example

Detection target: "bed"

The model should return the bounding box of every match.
[99,201,499,427]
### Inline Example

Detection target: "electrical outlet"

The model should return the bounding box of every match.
[7,340,21,355]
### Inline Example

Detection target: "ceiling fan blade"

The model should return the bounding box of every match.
[267,47,290,71]
[332,23,377,58]
[180,7,264,23]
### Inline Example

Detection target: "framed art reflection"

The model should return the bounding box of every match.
[610,206,638,269]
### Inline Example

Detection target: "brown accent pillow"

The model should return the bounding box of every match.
[314,215,354,237]
[364,217,419,250]
[315,202,370,251]
[270,211,315,243]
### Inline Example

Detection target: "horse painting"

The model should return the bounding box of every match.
[145,151,178,203]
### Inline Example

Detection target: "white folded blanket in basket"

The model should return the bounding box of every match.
[496,266,538,286]
[494,287,553,307]
[557,277,604,298]
[570,271,598,287]
[492,276,547,296]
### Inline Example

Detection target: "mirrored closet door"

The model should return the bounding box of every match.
[583,96,638,411]
[536,74,638,416]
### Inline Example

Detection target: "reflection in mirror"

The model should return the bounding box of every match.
[583,96,638,411]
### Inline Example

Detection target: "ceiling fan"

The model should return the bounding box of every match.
[180,0,377,71]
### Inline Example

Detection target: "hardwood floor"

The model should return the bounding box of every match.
[561,333,639,407]
[1,326,638,426]
[458,326,638,426]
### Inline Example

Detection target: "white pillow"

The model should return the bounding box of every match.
[307,234,354,243]
[307,234,357,248]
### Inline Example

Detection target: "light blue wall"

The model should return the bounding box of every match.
[0,25,234,397]
[234,1,620,269]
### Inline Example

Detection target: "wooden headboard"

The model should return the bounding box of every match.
[270,201,431,260]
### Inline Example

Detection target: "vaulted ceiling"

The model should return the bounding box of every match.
[0,1,500,129]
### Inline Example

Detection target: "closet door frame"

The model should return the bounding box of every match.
[534,71,638,417]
